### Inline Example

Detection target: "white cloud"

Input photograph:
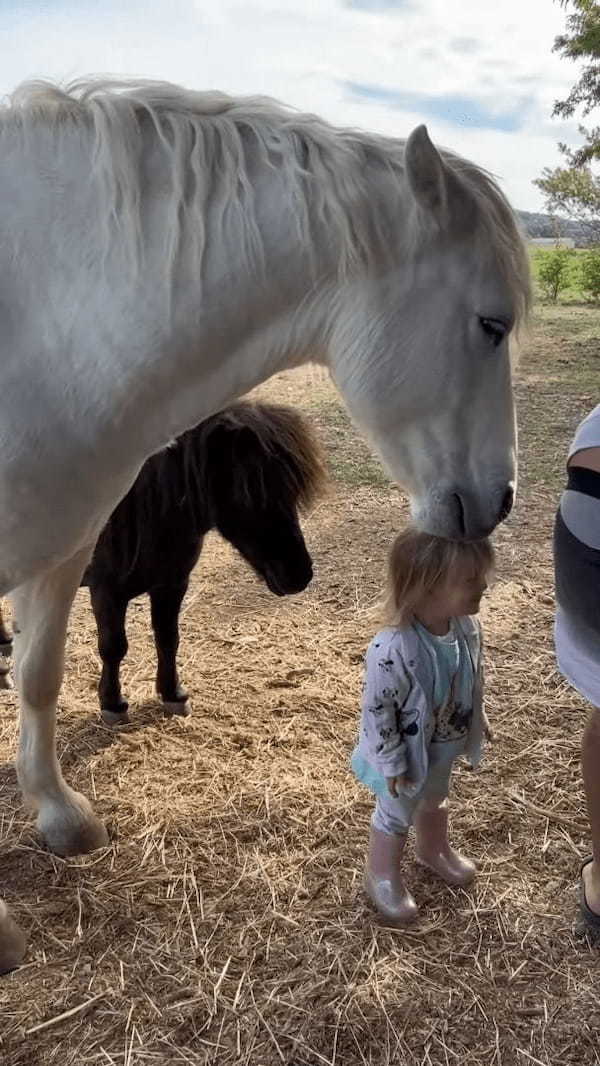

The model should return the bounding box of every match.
[0,0,583,210]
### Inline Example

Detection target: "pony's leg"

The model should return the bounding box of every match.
[9,550,109,857]
[89,585,130,726]
[150,582,191,716]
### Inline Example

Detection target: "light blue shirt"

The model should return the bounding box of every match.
[351,617,481,797]
[414,620,473,714]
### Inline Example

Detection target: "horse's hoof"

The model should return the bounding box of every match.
[37,793,110,857]
[100,707,130,727]
[0,641,12,657]
[0,902,27,974]
[162,698,192,718]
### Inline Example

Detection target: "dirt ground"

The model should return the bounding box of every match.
[1,304,600,1065]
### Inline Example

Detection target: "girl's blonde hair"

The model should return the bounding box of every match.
[380,526,495,627]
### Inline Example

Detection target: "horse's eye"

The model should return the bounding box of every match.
[479,317,507,348]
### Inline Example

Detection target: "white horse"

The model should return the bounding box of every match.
[0,78,530,970]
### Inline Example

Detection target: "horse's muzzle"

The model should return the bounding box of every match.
[453,483,515,540]
[419,482,515,541]
[264,558,313,596]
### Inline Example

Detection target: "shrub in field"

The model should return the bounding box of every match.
[535,248,576,302]
[578,248,600,301]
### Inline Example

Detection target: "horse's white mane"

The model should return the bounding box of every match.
[4,78,530,320]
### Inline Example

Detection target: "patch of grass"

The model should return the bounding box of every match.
[525,305,600,390]
[516,303,600,492]
[307,397,391,488]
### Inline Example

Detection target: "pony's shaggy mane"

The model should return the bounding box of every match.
[84,400,327,581]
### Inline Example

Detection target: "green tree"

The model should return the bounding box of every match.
[536,247,576,301]
[534,1,600,236]
[579,247,600,297]
[534,164,600,237]
[553,0,600,166]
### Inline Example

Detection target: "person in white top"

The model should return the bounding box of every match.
[554,403,600,936]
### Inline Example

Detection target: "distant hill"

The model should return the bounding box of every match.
[518,210,597,246]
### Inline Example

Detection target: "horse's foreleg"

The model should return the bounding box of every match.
[9,549,109,857]
[0,600,22,970]
[150,582,191,716]
[89,584,130,726]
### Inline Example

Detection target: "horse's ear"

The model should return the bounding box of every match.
[404,125,448,218]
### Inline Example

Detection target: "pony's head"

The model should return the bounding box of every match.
[326,125,530,541]
[203,402,326,595]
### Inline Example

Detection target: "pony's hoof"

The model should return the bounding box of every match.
[100,707,130,727]
[37,793,110,857]
[162,698,192,718]
[0,902,27,974]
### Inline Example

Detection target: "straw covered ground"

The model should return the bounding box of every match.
[1,304,600,1065]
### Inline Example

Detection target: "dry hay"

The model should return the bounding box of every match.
[1,306,600,1065]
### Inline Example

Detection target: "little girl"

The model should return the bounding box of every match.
[351,527,494,923]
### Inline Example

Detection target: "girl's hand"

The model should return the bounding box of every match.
[386,774,412,797]
[482,710,494,743]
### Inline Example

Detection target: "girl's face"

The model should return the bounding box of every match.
[420,560,489,621]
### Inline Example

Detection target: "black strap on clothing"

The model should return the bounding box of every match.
[567,465,600,501]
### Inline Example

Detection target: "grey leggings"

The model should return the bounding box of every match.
[372,738,466,836]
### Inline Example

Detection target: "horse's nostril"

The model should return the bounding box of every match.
[452,493,466,538]
[499,486,514,523]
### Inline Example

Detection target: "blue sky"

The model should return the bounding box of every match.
[0,0,584,212]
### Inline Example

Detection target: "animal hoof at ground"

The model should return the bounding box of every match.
[0,902,27,974]
[37,793,110,857]
[162,698,192,717]
[101,707,130,726]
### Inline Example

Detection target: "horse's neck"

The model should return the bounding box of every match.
[116,176,338,452]
[0,120,352,453]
